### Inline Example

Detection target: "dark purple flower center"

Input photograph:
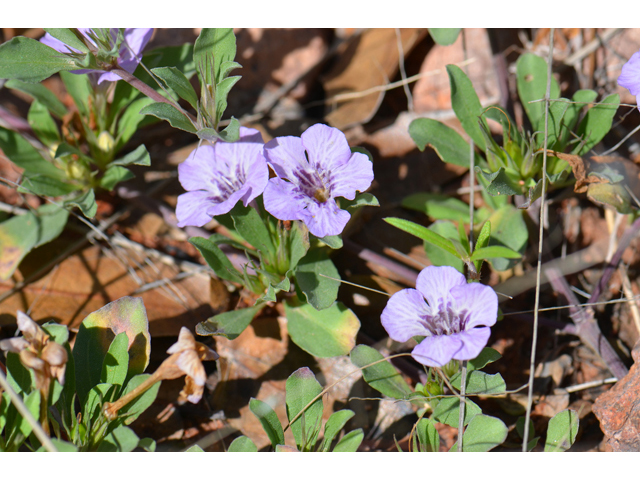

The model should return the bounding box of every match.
[294,168,332,204]
[209,163,245,202]
[421,298,470,336]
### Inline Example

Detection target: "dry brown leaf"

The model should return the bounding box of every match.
[0,244,211,336]
[593,339,640,451]
[323,28,428,130]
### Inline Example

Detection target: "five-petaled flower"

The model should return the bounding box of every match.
[0,311,67,390]
[618,50,640,111]
[381,266,497,367]
[40,28,153,84]
[176,127,268,228]
[262,123,374,238]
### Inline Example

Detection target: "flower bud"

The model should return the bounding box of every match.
[97,131,115,154]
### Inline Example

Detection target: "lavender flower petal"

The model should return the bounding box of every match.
[618,51,640,96]
[263,135,308,181]
[302,199,351,238]
[328,151,374,200]
[118,28,153,74]
[301,123,351,172]
[263,178,306,222]
[416,266,466,310]
[453,327,492,361]
[178,145,218,192]
[381,288,432,342]
[412,334,463,367]
[449,282,498,329]
[176,191,216,228]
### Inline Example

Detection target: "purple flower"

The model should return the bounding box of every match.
[262,124,374,238]
[40,28,153,84]
[176,127,268,228]
[381,266,498,367]
[619,50,640,111]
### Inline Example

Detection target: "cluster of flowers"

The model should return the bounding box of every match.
[176,124,375,239]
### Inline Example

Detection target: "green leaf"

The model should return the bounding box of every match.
[185,445,205,452]
[544,409,579,452]
[5,389,40,450]
[432,397,481,427]
[139,102,196,133]
[294,249,340,310]
[64,189,98,218]
[100,332,129,389]
[402,193,470,222]
[486,205,528,271]
[196,304,264,340]
[249,398,285,449]
[138,437,156,452]
[286,367,324,451]
[447,64,487,151]
[516,52,560,133]
[340,192,379,210]
[586,182,634,214]
[114,374,160,427]
[474,166,521,196]
[285,301,360,358]
[5,79,67,118]
[97,426,140,452]
[189,236,243,284]
[229,203,276,258]
[194,28,238,86]
[332,429,364,452]
[575,93,619,155]
[228,436,258,452]
[350,344,413,399]
[451,370,506,395]
[384,217,459,257]
[100,165,134,191]
[546,99,570,148]
[560,90,598,146]
[114,97,155,151]
[473,220,491,272]
[470,245,522,261]
[73,297,150,405]
[429,28,461,46]
[60,70,92,118]
[315,234,342,249]
[0,126,66,180]
[82,383,115,428]
[151,66,199,110]
[20,174,79,197]
[423,221,464,273]
[409,118,474,167]
[28,100,60,147]
[0,36,77,83]
[450,414,508,452]
[467,347,501,371]
[218,118,241,142]
[5,352,32,395]
[111,144,151,167]
[516,417,539,451]
[415,417,440,452]
[36,439,78,452]
[0,203,69,280]
[321,410,355,452]
[215,75,241,122]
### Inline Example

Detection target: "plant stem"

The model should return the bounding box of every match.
[111,67,198,124]
[458,360,468,452]
[523,28,555,453]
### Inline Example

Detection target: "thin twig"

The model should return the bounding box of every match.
[395,28,413,113]
[523,28,555,453]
